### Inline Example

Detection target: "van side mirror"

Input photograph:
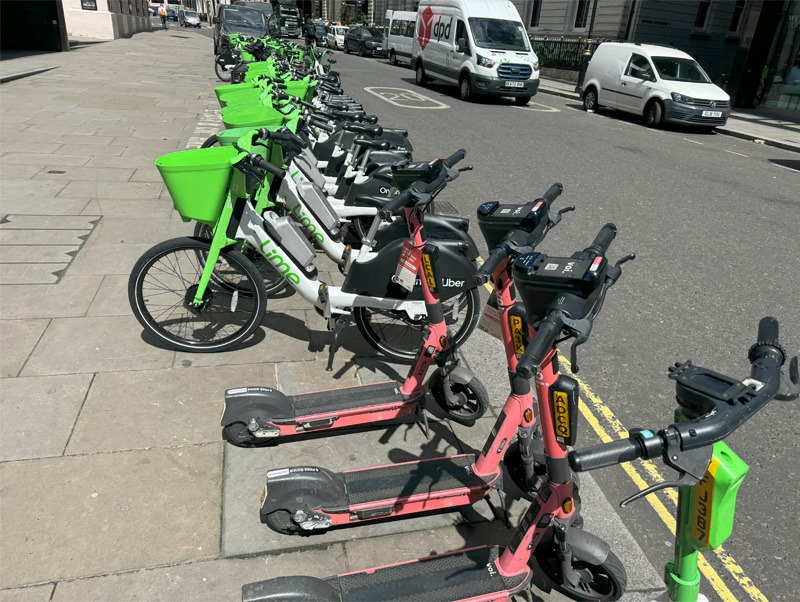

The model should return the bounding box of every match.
[457,37,469,54]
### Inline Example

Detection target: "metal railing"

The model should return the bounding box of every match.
[529,35,610,72]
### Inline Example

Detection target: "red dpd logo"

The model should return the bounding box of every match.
[417,6,434,50]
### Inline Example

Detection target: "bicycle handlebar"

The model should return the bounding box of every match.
[249,154,285,178]
[473,247,508,285]
[570,317,798,475]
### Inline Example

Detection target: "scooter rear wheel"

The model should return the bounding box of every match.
[531,547,626,602]
[214,58,232,82]
[428,371,489,425]
[353,287,481,364]
[222,422,258,447]
[263,509,303,535]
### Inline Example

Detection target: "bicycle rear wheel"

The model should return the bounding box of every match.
[353,287,480,363]
[193,223,289,296]
[128,237,266,352]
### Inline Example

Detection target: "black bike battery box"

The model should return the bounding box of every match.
[391,159,443,190]
[476,201,547,250]
[512,251,607,322]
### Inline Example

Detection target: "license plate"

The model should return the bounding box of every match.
[376,47,382,51]
[702,110,722,118]
[504,81,524,88]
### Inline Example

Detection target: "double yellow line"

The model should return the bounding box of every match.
[475,265,765,601]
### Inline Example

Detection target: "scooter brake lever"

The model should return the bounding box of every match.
[560,317,592,373]
[457,165,473,172]
[619,474,697,508]
[557,205,576,216]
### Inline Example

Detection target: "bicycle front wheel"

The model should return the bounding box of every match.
[128,237,267,352]
[353,287,481,363]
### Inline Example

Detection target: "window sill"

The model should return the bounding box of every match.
[691,29,711,39]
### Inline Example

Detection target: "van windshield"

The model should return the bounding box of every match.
[468,18,529,51]
[221,6,266,29]
[651,57,711,83]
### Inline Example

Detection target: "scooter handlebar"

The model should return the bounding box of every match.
[585,223,617,256]
[516,314,564,378]
[541,182,563,207]
[443,149,466,168]
[474,247,508,285]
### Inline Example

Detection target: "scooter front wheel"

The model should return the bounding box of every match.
[128,237,267,352]
[263,509,304,535]
[531,547,626,602]
[353,287,481,364]
[214,58,232,82]
[428,370,489,425]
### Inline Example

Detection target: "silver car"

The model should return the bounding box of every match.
[179,9,201,28]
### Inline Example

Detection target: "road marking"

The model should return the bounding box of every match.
[512,102,561,113]
[775,163,800,172]
[564,357,768,602]
[364,87,450,109]
[683,138,704,145]
[724,150,748,157]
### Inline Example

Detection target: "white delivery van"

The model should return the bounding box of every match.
[411,0,539,104]
[581,42,731,129]
[385,10,417,66]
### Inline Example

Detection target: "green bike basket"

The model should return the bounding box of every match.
[221,106,286,130]
[214,82,254,102]
[155,146,239,225]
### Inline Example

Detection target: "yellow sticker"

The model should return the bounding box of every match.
[692,456,719,547]
[422,254,436,290]
[510,315,526,354]
[553,391,570,439]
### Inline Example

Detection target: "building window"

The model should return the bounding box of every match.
[574,0,590,29]
[694,0,711,29]
[728,0,745,32]
[530,0,541,28]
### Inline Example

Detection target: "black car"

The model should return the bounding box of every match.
[166,8,178,21]
[344,26,384,57]
[314,23,327,47]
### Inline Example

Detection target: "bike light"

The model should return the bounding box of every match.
[671,93,695,104]
[477,55,495,69]
[562,498,573,513]
[523,408,533,422]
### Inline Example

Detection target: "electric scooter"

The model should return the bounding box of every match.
[221,166,520,448]
[240,224,637,602]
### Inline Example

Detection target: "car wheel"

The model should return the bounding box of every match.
[415,63,427,86]
[583,85,600,112]
[644,99,664,128]
[358,43,366,57]
[389,50,397,66]
[458,73,472,102]
[344,41,350,54]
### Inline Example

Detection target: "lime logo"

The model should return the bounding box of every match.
[553,391,570,439]
[510,315,525,354]
[290,204,325,244]
[259,239,301,284]
[692,457,718,546]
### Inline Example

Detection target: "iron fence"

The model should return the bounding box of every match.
[529,35,609,72]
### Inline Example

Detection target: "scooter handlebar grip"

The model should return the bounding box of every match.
[541,182,563,206]
[309,119,335,133]
[474,247,508,285]
[516,317,563,378]
[569,437,645,472]
[757,316,780,349]
[585,223,617,256]
[443,149,466,168]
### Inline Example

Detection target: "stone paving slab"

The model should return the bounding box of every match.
[34,166,136,181]
[0,197,90,216]
[91,199,174,218]
[0,153,89,167]
[0,373,93,461]
[0,444,223,588]
[66,364,277,454]
[1,179,68,198]
[0,245,78,264]
[0,318,49,377]
[21,315,174,376]
[66,242,154,275]
[0,215,101,230]
[0,274,103,319]
[57,180,164,199]
[0,229,90,245]
[84,274,131,317]
[0,584,54,602]
[89,217,191,244]
[49,548,347,602]
[0,164,43,179]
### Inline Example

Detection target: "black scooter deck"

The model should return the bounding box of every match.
[242,546,529,602]
[291,381,409,416]
[343,454,495,505]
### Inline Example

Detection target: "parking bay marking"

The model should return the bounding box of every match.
[512,101,560,112]
[364,87,450,109]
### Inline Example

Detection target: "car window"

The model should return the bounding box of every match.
[625,54,653,79]
[456,20,468,43]
[220,6,265,29]
[651,57,711,83]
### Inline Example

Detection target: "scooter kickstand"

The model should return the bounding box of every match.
[416,401,430,439]
[325,316,348,372]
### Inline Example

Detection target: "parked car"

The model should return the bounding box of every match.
[213,3,268,54]
[581,42,731,129]
[344,26,384,57]
[326,25,348,50]
[314,23,327,46]
[179,8,201,27]
[166,8,178,21]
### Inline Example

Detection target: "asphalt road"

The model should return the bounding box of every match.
[318,50,800,601]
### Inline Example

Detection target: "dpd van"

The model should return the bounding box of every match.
[385,10,417,66]
[411,0,539,104]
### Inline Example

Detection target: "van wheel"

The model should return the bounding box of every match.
[389,50,397,66]
[644,99,664,128]
[415,63,428,86]
[583,86,599,112]
[514,96,532,106]
[458,74,472,102]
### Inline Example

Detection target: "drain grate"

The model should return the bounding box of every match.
[434,201,459,215]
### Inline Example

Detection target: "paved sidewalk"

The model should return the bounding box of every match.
[1,33,664,601]
[538,77,800,153]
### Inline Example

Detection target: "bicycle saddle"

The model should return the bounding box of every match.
[344,123,383,137]
[354,138,390,151]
